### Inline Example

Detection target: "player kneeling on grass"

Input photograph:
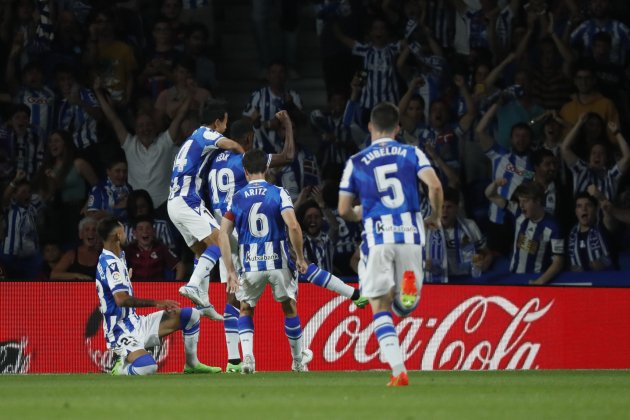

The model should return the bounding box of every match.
[96,217,221,375]
[219,149,312,374]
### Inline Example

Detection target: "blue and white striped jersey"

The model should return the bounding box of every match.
[224,180,294,272]
[303,232,334,272]
[424,1,455,48]
[486,144,534,223]
[87,178,133,221]
[14,127,46,180]
[352,42,401,109]
[506,202,564,274]
[569,160,621,199]
[571,19,630,65]
[1,195,42,257]
[169,126,224,204]
[57,88,100,150]
[16,86,56,137]
[95,249,140,349]
[340,138,432,247]
[567,224,612,271]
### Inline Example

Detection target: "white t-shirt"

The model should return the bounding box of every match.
[122,131,177,207]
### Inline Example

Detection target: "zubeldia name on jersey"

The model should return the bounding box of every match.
[360,145,408,165]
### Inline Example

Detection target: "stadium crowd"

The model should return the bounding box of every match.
[1,0,630,285]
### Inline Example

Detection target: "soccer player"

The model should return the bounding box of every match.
[209,112,366,373]
[167,102,244,316]
[95,216,221,375]
[338,102,444,386]
[218,149,312,374]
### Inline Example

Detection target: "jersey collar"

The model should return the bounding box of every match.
[372,137,395,145]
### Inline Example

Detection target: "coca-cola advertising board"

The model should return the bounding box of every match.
[1,282,629,373]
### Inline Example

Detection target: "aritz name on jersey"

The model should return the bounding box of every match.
[245,251,280,262]
[244,187,267,198]
[360,146,408,165]
[375,221,418,234]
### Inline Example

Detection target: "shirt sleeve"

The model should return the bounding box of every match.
[351,42,370,57]
[550,224,565,255]
[280,188,294,212]
[415,147,433,177]
[106,260,129,293]
[339,159,356,196]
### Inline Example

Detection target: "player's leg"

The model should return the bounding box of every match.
[112,323,157,376]
[271,268,312,372]
[391,244,424,318]
[155,308,221,374]
[299,263,368,308]
[117,349,158,376]
[236,271,266,374]
[363,245,408,386]
[219,233,244,372]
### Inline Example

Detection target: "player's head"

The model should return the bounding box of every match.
[368,102,400,139]
[574,192,598,228]
[242,149,268,179]
[229,119,254,151]
[97,216,125,245]
[201,101,229,133]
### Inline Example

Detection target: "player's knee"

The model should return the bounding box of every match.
[280,299,297,317]
[180,307,200,330]
[129,354,158,375]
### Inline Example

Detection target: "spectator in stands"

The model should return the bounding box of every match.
[485,180,565,285]
[95,77,188,213]
[0,169,43,279]
[124,189,176,251]
[531,148,560,216]
[274,132,321,203]
[243,61,304,153]
[476,102,535,254]
[181,23,216,90]
[35,240,62,280]
[54,64,103,152]
[0,0,54,64]
[50,216,100,281]
[154,56,211,130]
[138,17,181,101]
[86,155,132,221]
[570,0,630,66]
[33,129,99,246]
[296,197,337,273]
[559,60,619,129]
[83,8,138,106]
[0,104,45,184]
[440,187,493,278]
[567,192,614,272]
[124,215,184,281]
[397,77,427,144]
[334,16,403,110]
[561,116,630,199]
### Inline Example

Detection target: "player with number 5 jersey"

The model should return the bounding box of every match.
[338,102,443,386]
[168,102,244,314]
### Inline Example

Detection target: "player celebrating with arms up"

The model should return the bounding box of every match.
[218,149,312,374]
[338,102,443,386]
[168,102,244,315]
[95,217,220,375]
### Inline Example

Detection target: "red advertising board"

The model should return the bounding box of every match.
[1,282,630,373]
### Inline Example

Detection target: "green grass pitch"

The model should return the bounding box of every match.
[2,371,630,420]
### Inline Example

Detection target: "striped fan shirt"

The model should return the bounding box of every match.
[352,42,401,109]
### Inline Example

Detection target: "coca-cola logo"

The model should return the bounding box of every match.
[0,338,30,374]
[304,295,554,370]
[84,307,170,373]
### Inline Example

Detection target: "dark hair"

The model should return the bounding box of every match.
[229,119,253,144]
[573,58,596,77]
[152,16,173,30]
[127,189,155,220]
[296,199,322,230]
[201,101,228,125]
[21,60,43,75]
[443,187,460,205]
[242,149,268,174]
[173,54,196,73]
[514,181,545,203]
[97,216,121,241]
[574,191,598,208]
[10,103,31,117]
[132,214,155,229]
[370,102,399,132]
[532,148,555,168]
[184,22,208,40]
[54,62,76,78]
[510,122,533,138]
[106,154,127,169]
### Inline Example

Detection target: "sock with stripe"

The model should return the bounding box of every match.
[127,354,158,375]
[224,304,241,362]
[284,316,303,360]
[238,315,254,358]
[373,311,405,376]
[301,264,355,299]
[188,245,220,291]
[180,307,201,367]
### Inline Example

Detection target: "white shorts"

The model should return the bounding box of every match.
[114,311,164,359]
[362,244,424,298]
[236,268,297,307]
[167,196,219,247]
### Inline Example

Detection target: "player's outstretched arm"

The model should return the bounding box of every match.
[282,208,308,273]
[217,137,245,154]
[218,216,239,293]
[113,291,180,310]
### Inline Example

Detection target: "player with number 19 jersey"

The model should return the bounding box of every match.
[223,179,293,272]
[339,138,433,248]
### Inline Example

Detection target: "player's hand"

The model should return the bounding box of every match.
[226,271,239,294]
[156,299,181,311]
[295,258,308,274]
[424,214,441,230]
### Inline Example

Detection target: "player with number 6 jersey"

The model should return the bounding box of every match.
[167,102,244,314]
[338,102,443,386]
